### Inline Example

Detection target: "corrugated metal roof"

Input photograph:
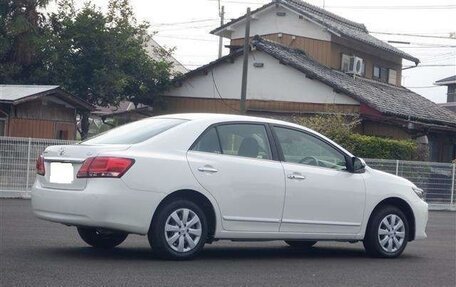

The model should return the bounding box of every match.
[0,85,93,111]
[0,85,59,101]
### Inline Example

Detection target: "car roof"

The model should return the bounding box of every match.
[154,113,296,126]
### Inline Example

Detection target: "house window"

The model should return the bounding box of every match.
[57,129,69,140]
[388,69,397,85]
[0,118,5,136]
[341,54,351,72]
[373,66,381,79]
[373,65,389,83]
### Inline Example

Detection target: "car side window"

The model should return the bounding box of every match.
[274,127,347,170]
[217,124,272,160]
[193,127,222,154]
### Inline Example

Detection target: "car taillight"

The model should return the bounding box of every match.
[36,155,45,176]
[76,157,134,178]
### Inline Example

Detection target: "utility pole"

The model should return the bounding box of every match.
[240,7,251,114]
[218,5,225,58]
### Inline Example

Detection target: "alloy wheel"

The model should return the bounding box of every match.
[164,208,202,253]
[377,214,405,253]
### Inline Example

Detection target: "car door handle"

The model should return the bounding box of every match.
[197,166,218,173]
[287,174,306,180]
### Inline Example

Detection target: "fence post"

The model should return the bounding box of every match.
[451,163,455,207]
[395,160,399,176]
[25,137,31,196]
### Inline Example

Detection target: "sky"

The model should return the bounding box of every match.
[46,0,456,103]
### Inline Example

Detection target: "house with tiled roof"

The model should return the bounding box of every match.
[158,0,456,162]
[435,75,456,114]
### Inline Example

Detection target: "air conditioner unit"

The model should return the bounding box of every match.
[347,56,364,76]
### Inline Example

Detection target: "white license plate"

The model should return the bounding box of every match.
[49,162,74,184]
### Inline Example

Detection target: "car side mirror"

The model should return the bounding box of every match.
[349,157,366,173]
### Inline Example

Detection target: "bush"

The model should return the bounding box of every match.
[344,134,417,160]
[294,113,357,144]
[294,114,418,160]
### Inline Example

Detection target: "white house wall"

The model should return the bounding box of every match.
[228,6,331,42]
[166,51,359,106]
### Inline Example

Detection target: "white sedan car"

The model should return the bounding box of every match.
[32,113,428,259]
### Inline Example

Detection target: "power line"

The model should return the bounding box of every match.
[391,43,456,48]
[388,41,456,47]
[207,0,266,4]
[155,24,216,31]
[404,64,456,68]
[209,1,456,9]
[406,86,444,89]
[154,35,218,42]
[372,32,456,40]
[398,46,456,49]
[327,5,456,10]
[420,55,456,61]
[211,70,240,112]
[153,19,218,26]
[183,63,209,66]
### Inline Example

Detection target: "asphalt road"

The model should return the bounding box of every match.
[1,199,455,287]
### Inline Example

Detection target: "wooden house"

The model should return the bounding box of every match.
[0,85,93,140]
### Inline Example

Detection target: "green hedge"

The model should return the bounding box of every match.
[341,134,417,160]
[294,114,420,160]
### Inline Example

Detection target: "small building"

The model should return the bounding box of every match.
[0,85,93,140]
[436,75,456,113]
[92,101,153,124]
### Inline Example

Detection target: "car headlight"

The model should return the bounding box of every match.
[412,187,425,199]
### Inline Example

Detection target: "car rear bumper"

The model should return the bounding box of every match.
[31,178,164,235]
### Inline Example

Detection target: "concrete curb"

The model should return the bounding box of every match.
[1,191,31,199]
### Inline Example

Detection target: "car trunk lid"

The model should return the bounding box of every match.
[38,144,130,190]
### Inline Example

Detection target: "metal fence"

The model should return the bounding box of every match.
[0,136,455,209]
[365,159,455,209]
[0,136,76,197]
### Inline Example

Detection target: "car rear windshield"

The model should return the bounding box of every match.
[82,118,188,145]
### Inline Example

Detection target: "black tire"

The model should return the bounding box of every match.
[148,199,208,260]
[77,227,128,249]
[285,240,317,248]
[363,205,409,258]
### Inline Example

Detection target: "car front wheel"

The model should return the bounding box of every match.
[363,206,409,258]
[148,199,208,260]
[77,227,128,249]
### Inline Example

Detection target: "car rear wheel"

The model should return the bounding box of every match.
[285,240,317,248]
[148,199,208,260]
[77,227,128,249]
[363,206,409,258]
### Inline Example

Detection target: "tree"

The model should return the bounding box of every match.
[46,0,173,138]
[0,0,50,83]
[295,113,359,144]
[1,0,175,139]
